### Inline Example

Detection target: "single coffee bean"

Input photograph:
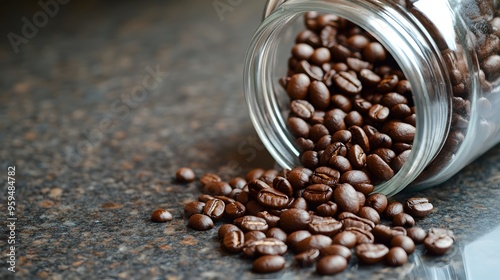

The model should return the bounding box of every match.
[372,224,406,244]
[311,47,331,65]
[334,183,360,214]
[288,167,313,190]
[359,68,381,86]
[234,190,249,205]
[338,212,375,231]
[308,216,342,236]
[393,212,415,227]
[316,201,338,217]
[287,230,312,247]
[377,74,398,93]
[222,230,245,253]
[404,197,433,218]
[218,224,241,240]
[246,168,265,182]
[289,197,309,210]
[358,206,381,224]
[199,173,221,187]
[355,243,389,264]
[188,214,214,231]
[215,195,235,204]
[390,235,415,254]
[340,170,371,186]
[331,130,352,144]
[382,121,415,143]
[311,167,340,186]
[203,199,225,221]
[357,191,366,209]
[296,60,323,81]
[366,193,388,214]
[257,188,290,209]
[279,208,311,233]
[297,137,315,152]
[294,234,333,253]
[288,117,310,138]
[234,215,269,232]
[324,109,347,134]
[266,228,288,243]
[247,237,288,256]
[260,169,279,184]
[363,42,387,63]
[175,167,195,183]
[346,227,375,244]
[303,184,334,204]
[287,73,311,100]
[366,154,394,181]
[184,201,205,218]
[328,156,352,173]
[320,244,352,261]
[344,111,364,127]
[350,125,370,152]
[391,150,410,172]
[424,228,454,255]
[368,104,390,122]
[229,177,247,189]
[295,248,320,267]
[330,94,352,113]
[204,181,232,197]
[292,43,315,60]
[384,201,404,219]
[257,211,281,228]
[253,255,285,273]
[391,103,412,119]
[247,179,270,199]
[301,150,320,169]
[352,183,374,195]
[316,255,348,275]
[225,201,246,220]
[245,231,267,242]
[372,148,396,165]
[346,57,372,72]
[386,247,408,266]
[332,231,357,248]
[347,144,366,169]
[151,208,173,223]
[309,80,331,110]
[406,227,427,243]
[369,133,393,150]
[334,71,362,96]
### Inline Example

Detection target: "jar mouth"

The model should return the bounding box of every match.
[244,0,451,196]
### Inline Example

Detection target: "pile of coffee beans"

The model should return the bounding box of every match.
[176,167,455,275]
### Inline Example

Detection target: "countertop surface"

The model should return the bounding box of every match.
[1,0,500,279]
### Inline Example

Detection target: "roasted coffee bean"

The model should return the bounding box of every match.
[352,183,374,195]
[287,73,311,100]
[247,179,270,199]
[316,201,338,217]
[482,54,500,80]
[229,177,247,189]
[309,80,331,110]
[344,111,364,127]
[390,103,412,119]
[222,230,245,253]
[324,109,347,133]
[203,199,225,221]
[198,194,215,203]
[188,214,214,231]
[289,197,309,210]
[391,150,410,172]
[384,201,404,219]
[247,201,266,216]
[294,234,333,253]
[334,71,362,96]
[253,255,285,273]
[151,208,173,223]
[377,74,398,93]
[333,183,360,214]
[332,231,357,249]
[372,148,396,165]
[347,144,366,169]
[245,231,267,242]
[346,57,372,72]
[311,167,340,186]
[295,248,320,267]
[349,125,370,152]
[288,117,310,138]
[372,224,406,244]
[338,212,375,231]
[320,142,348,165]
[301,150,319,169]
[393,142,413,154]
[279,208,311,233]
[405,197,433,218]
[256,211,280,228]
[395,79,412,95]
[200,173,221,187]
[386,247,408,266]
[266,228,288,243]
[382,121,415,143]
[320,25,338,48]
[357,191,366,209]
[296,60,324,81]
[355,243,389,264]
[292,43,315,60]
[393,212,415,227]
[204,181,232,196]
[288,167,313,190]
[297,137,315,152]
[359,68,382,86]
[257,188,290,209]
[346,34,370,50]
[308,216,342,236]
[366,193,388,214]
[368,104,390,122]
[358,206,381,224]
[366,154,394,181]
[381,92,408,108]
[246,168,265,182]
[406,227,427,243]
[235,190,250,205]
[296,29,320,46]
[424,228,454,255]
[290,100,315,120]
[303,184,334,204]
[175,167,195,183]
[316,255,348,275]
[330,94,352,112]
[184,201,205,218]
[230,189,243,200]
[331,130,352,144]
[225,201,246,220]
[363,42,387,63]
[260,169,279,184]
[287,230,312,248]
[234,215,269,232]
[219,224,242,240]
[214,195,234,204]
[328,156,352,173]
[390,235,415,255]
[315,135,333,151]
[340,170,371,186]
[245,237,288,257]
[320,244,352,261]
[346,227,375,244]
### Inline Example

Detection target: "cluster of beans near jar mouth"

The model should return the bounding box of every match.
[280,11,417,186]
[175,167,454,275]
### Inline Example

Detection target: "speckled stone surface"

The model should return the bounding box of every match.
[1,1,500,279]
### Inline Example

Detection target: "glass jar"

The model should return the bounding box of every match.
[244,0,500,196]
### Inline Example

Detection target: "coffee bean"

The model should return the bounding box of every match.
[311,47,332,65]
[256,211,280,228]
[406,227,426,243]
[334,71,362,95]
[393,212,415,227]
[214,195,235,205]
[352,183,374,195]
[219,224,242,240]
[309,81,330,110]
[363,42,387,63]
[288,117,310,138]
[338,212,375,231]
[252,255,285,273]
[295,248,321,267]
[347,144,366,169]
[404,197,433,218]
[346,227,375,244]
[391,150,410,172]
[290,99,315,120]
[377,74,398,93]
[257,188,290,209]
[229,177,247,189]
[200,173,221,187]
[234,215,269,232]
[482,54,500,80]
[289,197,309,210]
[288,167,313,190]
[245,237,288,256]
[184,201,205,218]
[188,214,214,231]
[331,130,352,144]
[235,190,249,205]
[320,244,352,261]
[332,231,357,248]
[311,167,340,186]
[368,104,390,122]
[324,110,347,133]
[301,150,319,169]
[333,183,360,214]
[287,73,311,100]
[266,228,288,243]
[386,247,407,266]
[225,201,246,220]
[372,224,406,244]
[366,154,394,181]
[316,255,348,275]
[384,201,404,219]
[292,43,315,60]
[296,29,320,46]
[294,234,333,253]
[328,156,352,173]
[349,125,370,152]
[245,231,267,242]
[372,148,396,165]
[308,216,342,236]
[424,228,454,255]
[382,121,415,143]
[222,230,245,253]
[204,181,232,197]
[316,201,338,217]
[330,94,352,112]
[340,170,371,186]
[151,208,173,223]
[358,206,381,224]
[359,68,382,87]
[344,111,364,127]
[366,193,388,214]
[279,208,311,233]
[355,243,389,264]
[320,142,348,165]
[203,199,225,221]
[390,103,412,119]
[287,230,312,248]
[175,167,195,183]
[346,57,372,72]
[390,235,415,255]
[380,92,408,108]
[320,25,338,48]
[303,184,333,204]
[297,137,315,152]
[246,168,265,181]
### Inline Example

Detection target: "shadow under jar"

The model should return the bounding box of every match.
[244,0,500,196]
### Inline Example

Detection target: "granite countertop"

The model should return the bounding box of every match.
[1,0,500,279]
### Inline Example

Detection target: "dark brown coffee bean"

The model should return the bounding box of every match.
[184,201,205,218]
[482,54,500,80]
[151,208,173,223]
[222,230,245,253]
[366,154,394,181]
[315,135,332,151]
[311,47,331,66]
[200,173,221,187]
[271,176,293,197]
[404,197,433,218]
[262,170,280,184]
[349,125,370,152]
[331,130,352,144]
[234,215,269,232]
[292,43,315,60]
[381,92,408,108]
[384,201,404,219]
[175,167,195,183]
[390,103,412,119]
[359,68,381,86]
[255,211,279,228]
[204,181,232,197]
[386,247,407,266]
[352,183,374,195]
[296,29,320,46]
[203,199,225,221]
[235,190,249,205]
[229,177,247,189]
[279,208,311,233]
[372,148,396,164]
[333,183,360,214]
[330,94,352,113]
[188,214,214,231]
[311,167,340,186]
[257,188,290,209]
[288,117,310,138]
[334,71,362,96]
[308,81,330,110]
[316,255,348,275]
[253,255,285,273]
[320,244,352,261]
[247,237,288,256]
[391,235,415,255]
[393,212,415,227]
[289,197,309,210]
[368,104,390,123]
[347,144,366,169]
[295,248,320,267]
[372,224,406,244]
[382,121,415,143]
[391,150,410,172]
[393,142,413,154]
[328,156,352,173]
[338,212,375,231]
[424,228,454,255]
[266,228,288,243]
[290,99,315,120]
[407,227,426,243]
[287,230,312,248]
[303,184,334,204]
[377,74,398,93]
[355,243,389,264]
[225,201,246,220]
[358,206,381,224]
[288,167,313,190]
[247,179,270,199]
[245,230,267,243]
[320,142,348,165]
[344,111,364,127]
[297,137,315,152]
[316,201,338,217]
[363,42,387,63]
[346,34,370,50]
[308,216,342,236]
[294,234,333,253]
[346,57,372,72]
[301,150,319,169]
[366,193,388,214]
[332,231,357,249]
[287,73,311,100]
[346,227,375,244]
[340,170,371,186]
[219,224,242,240]
[246,168,265,181]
